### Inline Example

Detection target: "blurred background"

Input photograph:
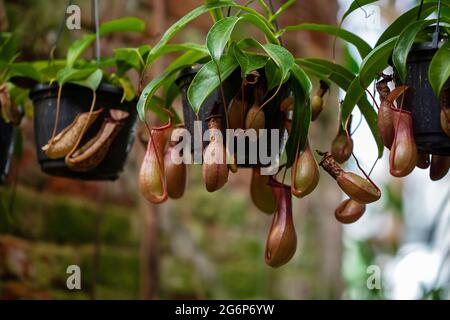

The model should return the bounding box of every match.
[0,0,449,300]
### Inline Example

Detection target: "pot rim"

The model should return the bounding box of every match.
[29,82,124,99]
[411,39,447,52]
[175,64,202,87]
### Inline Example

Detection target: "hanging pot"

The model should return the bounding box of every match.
[401,40,450,155]
[0,117,14,184]
[175,65,289,167]
[30,83,137,180]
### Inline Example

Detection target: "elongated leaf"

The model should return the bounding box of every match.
[341,76,383,157]
[137,49,206,121]
[145,1,278,66]
[0,33,19,63]
[429,41,450,97]
[270,0,295,22]
[239,13,279,44]
[264,59,284,91]
[393,19,436,82]
[109,73,135,102]
[8,63,42,83]
[166,49,208,74]
[359,37,397,87]
[146,1,235,65]
[56,67,97,85]
[146,43,208,67]
[283,23,372,58]
[232,43,268,77]
[114,48,146,72]
[343,44,360,74]
[66,18,145,68]
[262,44,294,81]
[201,12,281,66]
[187,54,239,114]
[376,3,440,46]
[244,39,294,81]
[72,69,103,91]
[341,0,379,22]
[137,67,185,121]
[99,17,145,35]
[298,59,383,157]
[286,73,310,168]
[207,16,243,63]
[66,34,96,68]
[302,58,356,80]
[290,64,312,95]
[296,58,355,90]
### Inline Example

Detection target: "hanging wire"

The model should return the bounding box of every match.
[48,0,73,64]
[433,0,442,48]
[92,0,101,66]
[417,0,425,20]
[268,0,283,45]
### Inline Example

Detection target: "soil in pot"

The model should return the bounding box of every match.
[402,41,450,156]
[0,117,14,184]
[176,65,289,167]
[30,83,137,180]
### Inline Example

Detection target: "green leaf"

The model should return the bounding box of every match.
[297,58,355,91]
[114,47,146,72]
[261,43,294,81]
[341,0,379,22]
[166,50,208,74]
[283,23,372,58]
[66,34,96,68]
[297,58,383,157]
[359,37,397,88]
[8,62,42,83]
[232,43,268,77]
[137,68,185,121]
[244,39,294,81]
[204,0,225,22]
[99,17,145,35]
[146,43,208,66]
[56,67,97,86]
[376,2,440,46]
[341,77,383,157]
[187,54,239,114]
[429,41,450,97]
[66,18,145,68]
[164,81,180,108]
[285,74,310,168]
[343,44,360,74]
[146,1,235,66]
[72,69,103,91]
[393,19,436,82]
[207,16,243,63]
[290,64,312,95]
[109,73,135,102]
[270,0,295,23]
[239,13,279,44]
[0,33,19,63]
[265,59,284,91]
[145,1,278,66]
[137,47,206,121]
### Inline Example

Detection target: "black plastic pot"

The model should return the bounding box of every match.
[176,65,289,167]
[0,117,14,184]
[403,41,450,156]
[30,83,137,180]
